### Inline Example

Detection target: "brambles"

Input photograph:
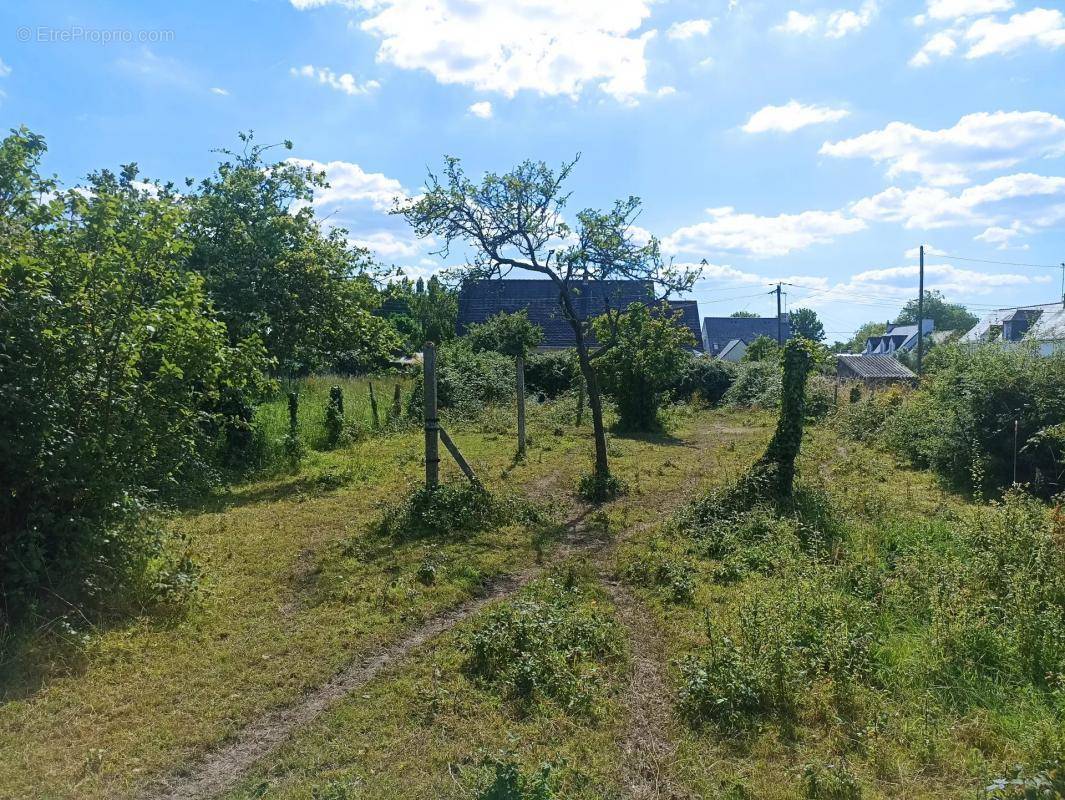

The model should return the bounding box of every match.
[475,759,556,800]
[381,483,540,541]
[576,470,627,503]
[463,574,623,713]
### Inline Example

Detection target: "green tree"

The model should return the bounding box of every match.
[0,130,270,619]
[730,310,759,318]
[186,132,399,374]
[397,155,698,491]
[789,307,825,341]
[466,309,543,358]
[382,275,458,349]
[742,335,782,362]
[839,321,887,353]
[896,290,978,333]
[593,303,695,430]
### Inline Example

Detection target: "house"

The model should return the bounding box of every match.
[456,279,703,351]
[702,315,791,360]
[837,354,917,385]
[863,320,933,355]
[961,303,1065,356]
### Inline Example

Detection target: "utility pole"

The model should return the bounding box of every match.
[917,245,925,376]
[775,282,783,344]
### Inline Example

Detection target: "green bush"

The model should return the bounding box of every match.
[592,302,695,431]
[476,759,556,800]
[801,760,862,800]
[722,361,782,408]
[381,482,539,541]
[577,470,627,503]
[466,309,543,358]
[407,340,514,417]
[669,356,735,406]
[524,350,580,399]
[463,575,622,712]
[0,135,270,621]
[881,344,1065,497]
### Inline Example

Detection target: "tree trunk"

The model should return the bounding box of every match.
[573,325,610,481]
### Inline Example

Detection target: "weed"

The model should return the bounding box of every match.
[476,759,556,800]
[800,759,862,800]
[577,471,627,503]
[381,483,539,541]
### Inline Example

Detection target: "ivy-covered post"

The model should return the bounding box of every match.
[284,390,305,469]
[751,339,815,498]
[516,355,527,458]
[423,342,440,489]
[391,383,402,421]
[325,385,345,447]
[368,381,380,428]
[288,391,299,436]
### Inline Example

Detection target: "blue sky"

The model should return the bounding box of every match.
[2,0,1064,341]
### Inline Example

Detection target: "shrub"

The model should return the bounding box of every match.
[476,759,556,800]
[524,350,580,399]
[466,309,543,358]
[381,482,538,541]
[800,760,862,800]
[592,302,695,431]
[722,361,781,408]
[463,576,622,712]
[882,344,1065,497]
[407,340,514,417]
[670,355,735,406]
[577,471,627,503]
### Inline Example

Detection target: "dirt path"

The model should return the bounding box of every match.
[604,579,693,800]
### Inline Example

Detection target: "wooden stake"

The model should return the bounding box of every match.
[440,427,479,484]
[369,381,380,428]
[423,343,439,489]
[516,356,526,458]
[575,380,584,427]
[391,383,402,420]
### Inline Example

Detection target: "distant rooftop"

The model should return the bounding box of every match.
[837,354,917,380]
[457,279,703,350]
[702,315,791,357]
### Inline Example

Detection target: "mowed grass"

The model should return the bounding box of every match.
[0,389,763,799]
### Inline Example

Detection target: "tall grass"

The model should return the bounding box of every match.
[255,374,414,470]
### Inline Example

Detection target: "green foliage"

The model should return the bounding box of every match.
[722,361,781,408]
[283,392,305,469]
[524,349,580,399]
[466,309,543,358]
[324,385,345,448]
[742,335,782,363]
[985,764,1065,799]
[895,289,978,333]
[186,132,399,375]
[407,340,514,417]
[592,302,696,430]
[476,760,556,800]
[577,470,627,503]
[0,130,269,620]
[382,483,536,541]
[670,355,736,406]
[790,307,826,342]
[801,761,862,800]
[729,311,760,318]
[839,322,887,354]
[381,275,458,350]
[882,344,1065,496]
[463,574,622,712]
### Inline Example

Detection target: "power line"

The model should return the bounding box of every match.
[936,253,1063,270]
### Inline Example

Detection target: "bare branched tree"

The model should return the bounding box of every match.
[395,155,699,486]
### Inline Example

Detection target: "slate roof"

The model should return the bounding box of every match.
[457,279,703,350]
[837,354,916,380]
[702,316,790,357]
[864,320,933,354]
[961,303,1064,343]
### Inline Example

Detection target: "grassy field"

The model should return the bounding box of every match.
[1,385,1060,799]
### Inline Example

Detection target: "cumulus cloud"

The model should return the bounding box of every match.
[667,18,713,39]
[850,262,1045,292]
[0,57,11,78]
[210,86,229,96]
[348,0,656,103]
[774,2,877,37]
[964,7,1065,58]
[468,101,493,118]
[850,172,1065,229]
[910,31,959,65]
[926,0,1013,20]
[774,10,819,34]
[820,110,1065,186]
[290,64,380,95]
[664,206,867,258]
[975,220,1030,248]
[350,231,422,259]
[287,157,408,211]
[742,100,850,133]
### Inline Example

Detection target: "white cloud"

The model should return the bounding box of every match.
[826,0,879,38]
[910,31,958,65]
[350,231,422,259]
[975,220,1030,248]
[287,157,408,211]
[775,10,818,34]
[743,100,850,134]
[468,100,493,119]
[851,172,1065,228]
[850,262,1045,292]
[665,206,866,258]
[773,2,877,38]
[290,64,380,95]
[964,8,1065,58]
[346,0,656,103]
[667,18,713,40]
[926,0,1013,21]
[903,244,949,258]
[0,57,11,78]
[821,110,1065,186]
[210,86,229,96]
[657,85,677,97]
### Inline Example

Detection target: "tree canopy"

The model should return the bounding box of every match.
[466,309,544,358]
[789,307,825,341]
[895,290,977,333]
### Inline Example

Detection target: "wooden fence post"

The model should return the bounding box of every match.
[391,383,402,420]
[368,381,380,428]
[516,355,526,458]
[423,342,439,489]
